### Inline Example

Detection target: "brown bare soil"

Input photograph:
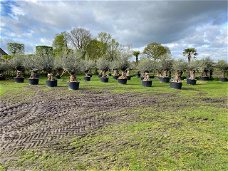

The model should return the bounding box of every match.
[0,87,160,156]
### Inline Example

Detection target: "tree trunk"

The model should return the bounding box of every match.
[174,70,182,82]
[102,70,106,77]
[47,73,54,81]
[136,56,138,65]
[222,71,225,78]
[163,70,168,77]
[189,70,195,79]
[70,74,77,82]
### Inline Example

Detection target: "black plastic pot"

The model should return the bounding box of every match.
[118,79,127,84]
[84,76,91,81]
[46,80,57,87]
[219,78,227,82]
[14,77,24,83]
[100,77,109,82]
[29,78,39,85]
[187,79,196,85]
[142,80,152,87]
[69,82,80,90]
[127,76,131,80]
[170,82,182,89]
[160,77,170,83]
[113,75,119,80]
[200,76,209,81]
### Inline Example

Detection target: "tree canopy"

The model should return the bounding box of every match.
[143,42,170,60]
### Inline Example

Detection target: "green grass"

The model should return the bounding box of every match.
[0,75,228,170]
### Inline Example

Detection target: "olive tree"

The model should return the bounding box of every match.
[9,55,26,78]
[96,58,110,78]
[138,58,156,81]
[61,54,81,82]
[172,59,187,82]
[199,57,214,78]
[216,60,228,78]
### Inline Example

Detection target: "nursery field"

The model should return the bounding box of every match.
[0,76,227,171]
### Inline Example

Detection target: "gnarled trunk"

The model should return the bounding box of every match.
[70,74,77,82]
[30,71,37,79]
[126,70,130,76]
[174,70,182,82]
[163,70,168,77]
[143,72,150,81]
[102,70,107,77]
[113,69,119,76]
[189,70,195,79]
[16,70,23,78]
[119,71,127,79]
[47,73,54,81]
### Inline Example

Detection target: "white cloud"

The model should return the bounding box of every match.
[0,0,227,61]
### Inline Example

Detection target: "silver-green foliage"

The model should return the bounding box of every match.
[61,54,81,73]
[138,58,156,72]
[96,58,110,71]
[172,59,187,71]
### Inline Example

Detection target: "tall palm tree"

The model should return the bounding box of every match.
[183,48,198,64]
[133,50,140,65]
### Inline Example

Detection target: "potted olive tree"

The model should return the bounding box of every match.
[187,60,199,85]
[82,60,95,81]
[170,59,187,89]
[41,56,56,87]
[216,60,228,82]
[117,56,130,84]
[96,58,110,83]
[9,55,25,83]
[61,54,81,90]
[159,59,173,83]
[199,57,214,81]
[110,60,120,80]
[23,55,41,85]
[138,58,156,87]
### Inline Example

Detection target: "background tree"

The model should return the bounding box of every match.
[143,42,170,60]
[36,46,53,57]
[85,39,106,60]
[65,28,92,58]
[97,32,120,61]
[133,50,140,65]
[52,33,68,57]
[35,46,54,75]
[183,48,198,64]
[7,42,25,55]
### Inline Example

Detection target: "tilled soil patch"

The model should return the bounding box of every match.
[0,87,159,156]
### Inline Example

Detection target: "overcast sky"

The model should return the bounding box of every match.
[0,0,227,61]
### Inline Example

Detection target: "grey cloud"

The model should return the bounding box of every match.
[0,0,227,60]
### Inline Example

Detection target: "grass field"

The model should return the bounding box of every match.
[0,75,227,171]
